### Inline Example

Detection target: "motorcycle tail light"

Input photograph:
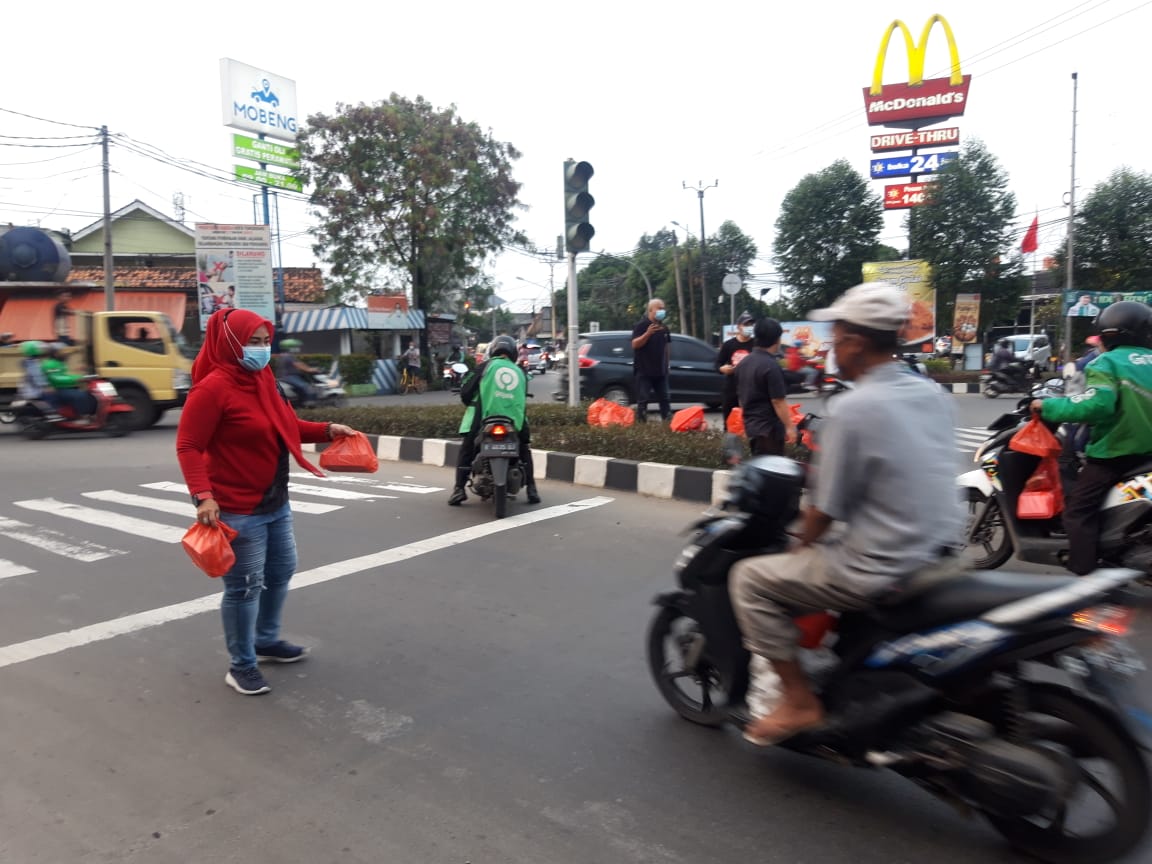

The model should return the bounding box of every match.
[1072,605,1135,637]
[490,424,508,439]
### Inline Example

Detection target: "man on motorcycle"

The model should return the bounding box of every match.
[990,339,1015,371]
[448,334,540,506]
[730,283,964,744]
[1031,301,1152,575]
[276,338,319,407]
[20,340,97,419]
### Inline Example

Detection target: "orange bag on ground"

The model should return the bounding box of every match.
[319,431,380,473]
[1009,416,1062,458]
[670,405,705,432]
[182,520,239,578]
[1018,456,1064,519]
[588,398,634,427]
[726,407,746,436]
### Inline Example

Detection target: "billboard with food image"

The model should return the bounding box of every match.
[861,259,935,347]
[952,293,981,346]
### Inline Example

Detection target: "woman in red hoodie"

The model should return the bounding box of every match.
[177,308,357,695]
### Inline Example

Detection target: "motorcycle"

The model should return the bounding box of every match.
[957,381,1152,574]
[279,371,346,409]
[467,414,526,519]
[983,360,1036,398]
[648,453,1152,863]
[11,376,134,439]
[442,361,468,392]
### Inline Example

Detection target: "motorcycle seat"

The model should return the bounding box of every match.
[871,570,1080,632]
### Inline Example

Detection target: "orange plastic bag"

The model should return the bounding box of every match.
[670,405,705,432]
[587,398,634,427]
[182,520,239,578]
[1018,455,1064,519]
[319,431,379,473]
[726,407,745,436]
[1009,416,1062,457]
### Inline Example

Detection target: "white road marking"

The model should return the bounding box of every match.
[0,559,35,581]
[0,516,127,562]
[0,496,614,670]
[289,473,444,494]
[286,483,396,501]
[139,482,343,515]
[13,499,187,544]
[84,489,198,516]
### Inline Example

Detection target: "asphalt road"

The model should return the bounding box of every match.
[0,401,1149,864]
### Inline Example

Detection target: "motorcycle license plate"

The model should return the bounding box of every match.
[481,441,518,454]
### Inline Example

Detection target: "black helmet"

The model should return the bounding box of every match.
[489,335,518,361]
[1095,301,1152,350]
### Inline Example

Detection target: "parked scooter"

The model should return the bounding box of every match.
[957,380,1152,574]
[982,360,1035,398]
[442,361,468,392]
[467,414,526,519]
[648,453,1152,863]
[12,376,134,439]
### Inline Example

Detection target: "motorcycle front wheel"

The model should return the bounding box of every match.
[646,606,731,727]
[964,495,1014,569]
[984,686,1151,864]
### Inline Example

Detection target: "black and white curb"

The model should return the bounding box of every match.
[942,382,982,394]
[303,435,732,506]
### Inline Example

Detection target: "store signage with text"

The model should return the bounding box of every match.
[883,182,934,210]
[870,127,959,152]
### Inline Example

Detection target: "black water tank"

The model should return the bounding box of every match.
[0,227,72,282]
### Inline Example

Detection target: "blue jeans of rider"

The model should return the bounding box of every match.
[219,503,297,670]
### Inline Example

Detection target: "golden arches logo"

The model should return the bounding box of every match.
[871,13,963,94]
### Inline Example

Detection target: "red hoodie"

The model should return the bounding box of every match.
[177,309,329,514]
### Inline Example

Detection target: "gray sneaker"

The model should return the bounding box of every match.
[225,666,271,695]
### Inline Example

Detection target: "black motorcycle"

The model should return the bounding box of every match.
[983,360,1036,398]
[468,415,526,519]
[648,455,1152,863]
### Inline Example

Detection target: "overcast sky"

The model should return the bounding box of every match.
[3,0,1150,313]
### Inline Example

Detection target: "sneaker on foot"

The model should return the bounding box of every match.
[448,487,467,506]
[225,666,271,695]
[255,641,310,663]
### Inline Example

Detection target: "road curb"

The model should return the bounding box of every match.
[942,382,982,394]
[303,436,731,506]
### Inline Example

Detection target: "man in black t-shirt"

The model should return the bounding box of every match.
[735,318,797,456]
[717,311,755,427]
[631,298,672,422]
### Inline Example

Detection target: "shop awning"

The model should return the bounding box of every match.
[0,291,188,342]
[72,291,187,327]
[0,298,57,340]
[282,306,370,334]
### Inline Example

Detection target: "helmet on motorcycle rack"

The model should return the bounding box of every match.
[489,335,518,361]
[20,340,45,357]
[1095,301,1152,350]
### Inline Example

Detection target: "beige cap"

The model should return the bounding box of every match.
[809,282,910,332]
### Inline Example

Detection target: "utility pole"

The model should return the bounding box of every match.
[671,231,687,335]
[1063,72,1079,364]
[683,180,718,342]
[100,126,114,311]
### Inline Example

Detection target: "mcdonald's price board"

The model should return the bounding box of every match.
[884,182,932,210]
[870,151,957,180]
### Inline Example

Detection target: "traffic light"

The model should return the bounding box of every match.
[563,159,595,254]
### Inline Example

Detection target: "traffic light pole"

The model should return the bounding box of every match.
[567,252,579,407]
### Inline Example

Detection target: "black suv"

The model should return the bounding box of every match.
[553,331,724,407]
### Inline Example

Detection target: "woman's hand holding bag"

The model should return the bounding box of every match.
[319,430,379,473]
[182,520,239,578]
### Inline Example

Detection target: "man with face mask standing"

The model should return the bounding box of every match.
[631,298,672,422]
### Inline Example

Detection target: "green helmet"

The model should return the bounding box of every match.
[21,340,45,357]
[280,338,302,350]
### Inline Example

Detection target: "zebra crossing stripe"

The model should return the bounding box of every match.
[84,490,197,516]
[288,472,443,494]
[138,482,343,515]
[286,483,397,501]
[0,558,35,581]
[13,499,187,544]
[0,516,127,562]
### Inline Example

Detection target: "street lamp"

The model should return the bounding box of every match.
[671,222,696,337]
[487,294,507,342]
[683,180,719,342]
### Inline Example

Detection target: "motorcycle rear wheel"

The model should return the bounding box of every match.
[983,383,1002,398]
[494,483,508,519]
[964,496,1014,570]
[984,686,1151,864]
[646,606,731,727]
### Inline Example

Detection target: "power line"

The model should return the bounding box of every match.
[0,106,97,131]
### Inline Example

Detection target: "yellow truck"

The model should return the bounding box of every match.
[0,309,193,429]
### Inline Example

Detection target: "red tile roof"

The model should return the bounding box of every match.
[67,266,327,302]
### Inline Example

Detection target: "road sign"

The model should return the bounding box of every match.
[234,165,303,193]
[721,273,742,295]
[883,182,933,210]
[233,133,300,170]
[870,151,957,179]
[870,127,959,152]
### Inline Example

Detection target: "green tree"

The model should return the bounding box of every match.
[773,160,884,315]
[1056,167,1152,294]
[298,95,524,354]
[907,139,1021,332]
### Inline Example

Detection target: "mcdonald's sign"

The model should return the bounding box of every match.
[862,14,971,128]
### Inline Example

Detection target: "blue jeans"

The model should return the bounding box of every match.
[219,504,297,670]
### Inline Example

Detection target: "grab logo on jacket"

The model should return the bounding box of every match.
[494,367,520,392]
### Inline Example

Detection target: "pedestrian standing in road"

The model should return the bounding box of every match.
[631,298,672,422]
[734,318,796,457]
[717,311,755,427]
[176,308,359,696]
